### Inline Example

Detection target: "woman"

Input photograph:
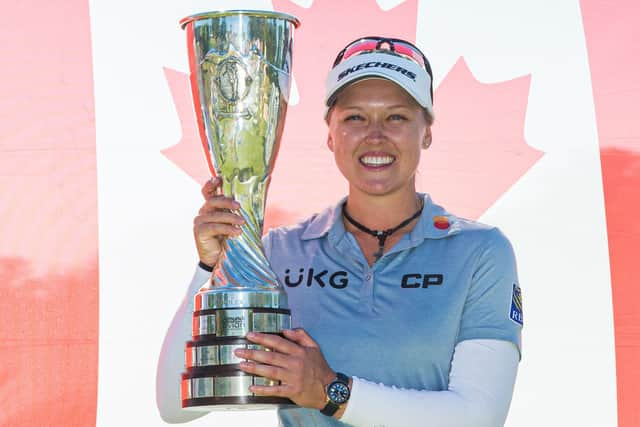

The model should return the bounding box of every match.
[157,37,522,427]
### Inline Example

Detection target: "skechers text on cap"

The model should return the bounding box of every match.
[325,51,433,115]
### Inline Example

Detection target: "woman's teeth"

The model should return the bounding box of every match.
[360,155,395,166]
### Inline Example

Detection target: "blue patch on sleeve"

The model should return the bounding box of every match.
[510,283,523,326]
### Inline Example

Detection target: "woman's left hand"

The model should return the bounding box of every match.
[234,329,335,409]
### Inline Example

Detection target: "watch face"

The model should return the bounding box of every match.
[328,381,350,404]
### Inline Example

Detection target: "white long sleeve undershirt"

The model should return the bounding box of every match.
[156,266,211,424]
[339,339,520,427]
[156,267,520,426]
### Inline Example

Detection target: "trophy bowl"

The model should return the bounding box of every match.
[179,10,300,410]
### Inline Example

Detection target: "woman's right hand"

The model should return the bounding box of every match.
[193,177,245,269]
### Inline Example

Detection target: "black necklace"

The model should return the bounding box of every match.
[343,200,424,261]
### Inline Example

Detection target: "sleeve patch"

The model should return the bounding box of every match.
[510,283,523,326]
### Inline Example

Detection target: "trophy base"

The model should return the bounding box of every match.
[181,367,293,411]
[182,396,294,411]
[183,289,293,411]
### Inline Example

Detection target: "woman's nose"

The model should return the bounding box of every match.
[365,120,386,143]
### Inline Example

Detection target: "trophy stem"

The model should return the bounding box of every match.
[213,176,278,289]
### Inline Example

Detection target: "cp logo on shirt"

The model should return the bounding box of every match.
[400,274,444,288]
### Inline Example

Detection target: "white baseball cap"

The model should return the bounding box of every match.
[325,49,433,115]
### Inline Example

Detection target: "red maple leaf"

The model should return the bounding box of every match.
[162,0,542,228]
[161,67,210,185]
[422,58,543,219]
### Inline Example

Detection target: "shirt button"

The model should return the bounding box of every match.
[365,273,372,281]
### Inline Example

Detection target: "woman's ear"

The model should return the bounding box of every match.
[327,134,335,152]
[422,127,432,149]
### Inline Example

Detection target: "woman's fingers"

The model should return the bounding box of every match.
[249,384,289,397]
[194,222,243,239]
[201,176,222,198]
[238,360,288,382]
[194,211,245,227]
[235,331,334,409]
[194,177,246,267]
[236,346,289,368]
[282,328,320,348]
[198,195,241,215]
[244,332,302,356]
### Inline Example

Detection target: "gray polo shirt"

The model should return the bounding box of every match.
[263,194,523,426]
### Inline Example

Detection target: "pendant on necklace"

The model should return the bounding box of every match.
[343,199,424,263]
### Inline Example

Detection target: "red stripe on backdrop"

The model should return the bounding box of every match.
[581,1,640,426]
[0,1,98,426]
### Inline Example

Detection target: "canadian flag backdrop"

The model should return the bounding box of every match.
[0,0,638,426]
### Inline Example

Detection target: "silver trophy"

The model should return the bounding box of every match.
[179,10,299,410]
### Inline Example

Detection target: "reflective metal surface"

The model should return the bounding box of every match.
[219,344,245,365]
[193,313,216,336]
[181,10,298,409]
[192,309,290,337]
[216,376,254,397]
[184,10,297,293]
[216,309,251,336]
[186,342,272,368]
[184,376,281,399]
[278,313,291,330]
[254,377,279,387]
[252,312,278,333]
[186,345,217,368]
[180,10,300,29]
[195,288,286,310]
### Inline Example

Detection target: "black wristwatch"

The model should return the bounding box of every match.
[320,372,351,417]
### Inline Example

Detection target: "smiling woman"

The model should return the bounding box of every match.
[326,78,429,215]
[158,36,523,427]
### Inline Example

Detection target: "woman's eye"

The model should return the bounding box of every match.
[389,114,407,121]
[345,114,364,121]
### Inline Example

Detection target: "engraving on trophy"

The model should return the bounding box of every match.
[203,47,256,119]
[223,316,245,332]
[217,309,250,336]
[216,57,253,103]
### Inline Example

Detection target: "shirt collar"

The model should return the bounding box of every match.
[300,196,347,241]
[300,194,462,242]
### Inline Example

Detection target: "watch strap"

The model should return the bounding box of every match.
[320,400,340,417]
[320,372,350,417]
